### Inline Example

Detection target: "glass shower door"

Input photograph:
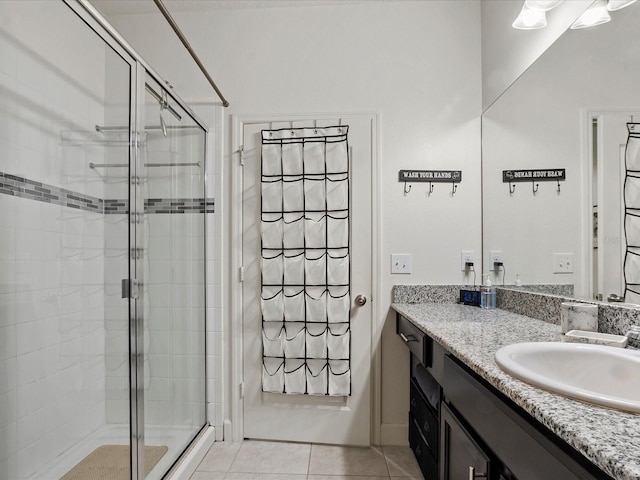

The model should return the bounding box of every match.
[139,78,207,478]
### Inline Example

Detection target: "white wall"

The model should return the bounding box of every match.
[481,0,591,111]
[104,0,482,445]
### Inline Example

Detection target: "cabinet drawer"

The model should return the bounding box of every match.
[409,413,438,480]
[410,378,439,457]
[397,314,431,366]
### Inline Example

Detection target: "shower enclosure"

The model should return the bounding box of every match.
[0,1,208,479]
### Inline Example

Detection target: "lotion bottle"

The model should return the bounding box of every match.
[481,275,496,309]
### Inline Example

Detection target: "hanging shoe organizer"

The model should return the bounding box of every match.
[624,123,640,303]
[260,125,351,396]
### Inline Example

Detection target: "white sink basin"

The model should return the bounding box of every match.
[494,342,640,413]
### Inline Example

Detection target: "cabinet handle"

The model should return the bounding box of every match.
[400,332,417,343]
[423,421,430,433]
[469,466,487,480]
[410,397,417,408]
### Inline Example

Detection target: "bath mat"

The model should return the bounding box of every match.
[60,444,168,480]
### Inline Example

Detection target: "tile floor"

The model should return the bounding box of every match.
[190,440,425,480]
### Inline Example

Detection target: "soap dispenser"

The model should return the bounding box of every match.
[481,274,496,309]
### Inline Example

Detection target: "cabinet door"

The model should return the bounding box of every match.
[441,403,491,480]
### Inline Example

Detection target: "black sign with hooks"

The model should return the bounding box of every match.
[502,169,565,182]
[399,170,462,182]
[503,169,565,195]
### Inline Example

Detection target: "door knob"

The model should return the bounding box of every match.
[355,294,367,306]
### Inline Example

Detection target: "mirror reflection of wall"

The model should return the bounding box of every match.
[482,2,640,301]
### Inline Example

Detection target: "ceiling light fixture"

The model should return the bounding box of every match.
[525,0,563,11]
[513,3,548,29]
[570,0,611,29]
[607,0,637,11]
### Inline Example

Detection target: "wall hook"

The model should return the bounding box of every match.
[428,182,434,195]
[404,182,411,196]
[557,180,561,194]
[532,181,539,194]
[452,182,458,195]
[509,182,516,195]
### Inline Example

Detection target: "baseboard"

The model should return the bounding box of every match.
[167,426,216,480]
[380,423,409,446]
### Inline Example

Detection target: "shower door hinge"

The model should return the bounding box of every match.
[239,382,245,399]
[238,145,244,166]
[239,266,245,282]
[121,279,140,299]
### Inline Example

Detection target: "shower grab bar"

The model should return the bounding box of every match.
[90,162,200,169]
[152,0,230,107]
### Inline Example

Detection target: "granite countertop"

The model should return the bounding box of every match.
[392,302,640,480]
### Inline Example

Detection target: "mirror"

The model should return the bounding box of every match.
[482,2,640,302]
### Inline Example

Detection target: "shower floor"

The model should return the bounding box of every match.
[30,424,199,480]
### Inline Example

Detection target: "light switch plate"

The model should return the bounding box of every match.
[553,253,574,273]
[391,254,412,274]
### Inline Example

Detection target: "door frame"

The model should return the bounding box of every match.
[230,112,381,443]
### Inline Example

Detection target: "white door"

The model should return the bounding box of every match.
[241,115,374,446]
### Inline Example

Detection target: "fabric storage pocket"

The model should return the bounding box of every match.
[305,287,327,323]
[304,141,325,175]
[305,250,327,285]
[327,286,350,324]
[283,250,304,285]
[283,177,304,211]
[283,287,305,322]
[262,357,284,393]
[328,359,351,396]
[627,135,640,171]
[261,178,282,212]
[304,176,326,211]
[626,213,640,246]
[327,249,349,285]
[261,143,281,177]
[326,137,349,173]
[327,325,350,360]
[625,247,640,286]
[326,174,348,211]
[283,323,305,358]
[304,212,326,249]
[327,213,349,249]
[284,359,306,394]
[282,143,303,176]
[262,251,283,285]
[626,175,640,207]
[283,213,304,249]
[261,287,284,322]
[261,214,283,249]
[306,324,328,359]
[306,360,328,396]
[262,322,284,357]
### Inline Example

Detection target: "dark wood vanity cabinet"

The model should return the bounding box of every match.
[396,313,614,480]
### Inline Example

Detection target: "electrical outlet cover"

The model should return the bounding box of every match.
[391,254,412,274]
[461,251,475,272]
[553,253,574,273]
[489,250,503,271]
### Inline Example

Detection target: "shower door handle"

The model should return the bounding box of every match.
[122,279,140,299]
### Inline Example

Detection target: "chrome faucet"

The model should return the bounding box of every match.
[607,293,626,303]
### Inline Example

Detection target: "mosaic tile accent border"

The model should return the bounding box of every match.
[0,172,103,212]
[0,172,214,214]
